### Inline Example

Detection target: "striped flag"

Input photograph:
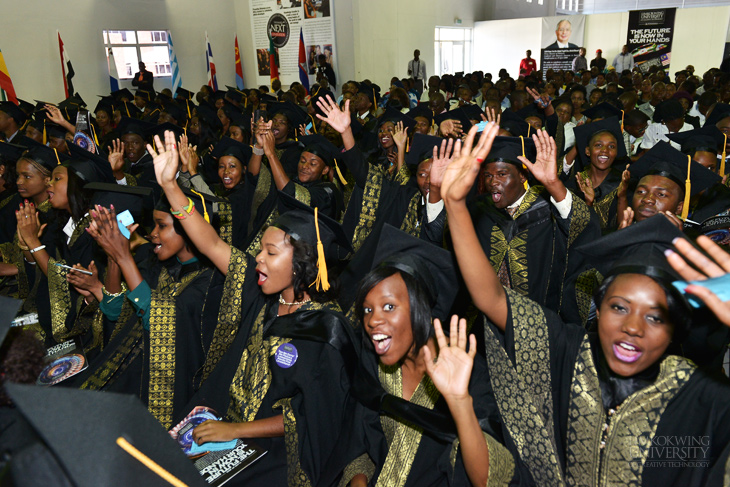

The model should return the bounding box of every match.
[298,28,309,94]
[0,49,18,103]
[234,36,244,90]
[205,31,218,91]
[58,31,75,97]
[107,47,119,92]
[268,35,279,84]
[167,31,182,94]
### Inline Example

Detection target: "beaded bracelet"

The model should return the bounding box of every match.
[102,282,128,298]
[170,197,195,220]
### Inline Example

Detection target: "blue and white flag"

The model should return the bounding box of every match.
[167,31,182,93]
[107,47,119,92]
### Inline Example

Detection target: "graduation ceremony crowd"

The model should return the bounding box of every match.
[5,50,730,487]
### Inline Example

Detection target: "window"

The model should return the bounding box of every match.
[434,27,473,77]
[102,30,171,79]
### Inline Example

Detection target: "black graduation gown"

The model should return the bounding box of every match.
[281,178,344,220]
[483,287,730,486]
[69,257,224,430]
[178,250,360,486]
[564,166,623,232]
[0,192,21,245]
[468,187,600,316]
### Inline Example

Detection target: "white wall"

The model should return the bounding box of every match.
[473,18,542,78]
[485,0,555,20]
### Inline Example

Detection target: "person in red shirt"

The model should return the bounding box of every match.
[519,50,537,77]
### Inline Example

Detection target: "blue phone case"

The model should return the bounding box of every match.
[673,274,730,308]
[116,210,134,239]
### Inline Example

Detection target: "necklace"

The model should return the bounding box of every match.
[278,294,310,306]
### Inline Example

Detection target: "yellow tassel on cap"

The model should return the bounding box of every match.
[620,110,625,132]
[334,159,347,186]
[90,122,99,148]
[42,119,47,145]
[53,148,61,165]
[681,155,691,220]
[311,207,330,292]
[721,133,727,177]
[190,189,209,223]
[519,135,529,190]
[124,102,130,118]
[186,101,191,120]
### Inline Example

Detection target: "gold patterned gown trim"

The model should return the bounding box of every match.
[0,193,14,211]
[392,164,411,186]
[598,355,695,486]
[273,397,312,487]
[293,183,313,206]
[482,291,565,485]
[350,164,384,253]
[574,269,602,327]
[201,247,248,383]
[398,193,422,238]
[374,364,440,487]
[248,164,273,236]
[217,200,233,245]
[80,317,144,390]
[47,256,73,343]
[147,266,206,429]
[593,187,618,230]
[489,227,530,296]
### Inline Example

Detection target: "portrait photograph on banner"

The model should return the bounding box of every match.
[539,15,585,78]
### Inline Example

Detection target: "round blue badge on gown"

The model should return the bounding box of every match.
[275,343,298,368]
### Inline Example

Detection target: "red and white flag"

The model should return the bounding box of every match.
[205,31,218,91]
[58,31,75,97]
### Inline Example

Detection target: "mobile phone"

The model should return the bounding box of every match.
[254,109,268,123]
[475,121,489,133]
[53,263,93,276]
[117,210,134,239]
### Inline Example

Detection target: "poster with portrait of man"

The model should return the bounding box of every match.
[542,15,585,50]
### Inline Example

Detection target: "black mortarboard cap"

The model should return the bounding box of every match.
[499,109,530,138]
[486,135,536,168]
[0,141,30,165]
[0,296,21,346]
[515,104,545,125]
[268,101,308,127]
[582,102,624,121]
[160,101,186,124]
[259,93,278,105]
[310,89,335,117]
[357,84,379,106]
[653,99,685,124]
[59,94,86,108]
[194,104,222,129]
[377,107,417,132]
[65,143,115,184]
[666,125,726,154]
[142,102,162,124]
[86,183,152,222]
[6,384,208,487]
[135,89,154,102]
[630,141,720,198]
[17,98,34,115]
[146,122,184,142]
[94,99,115,116]
[115,117,156,138]
[45,122,68,140]
[461,104,487,123]
[406,105,434,125]
[405,133,443,167]
[372,224,458,322]
[22,140,70,172]
[298,134,342,167]
[225,107,249,129]
[116,100,141,119]
[111,88,134,102]
[210,137,253,165]
[0,101,27,126]
[175,87,194,100]
[574,116,627,167]
[274,191,352,259]
[705,103,730,128]
[224,86,244,104]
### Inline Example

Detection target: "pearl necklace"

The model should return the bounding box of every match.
[278,294,310,306]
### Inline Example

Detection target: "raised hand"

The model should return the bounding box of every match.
[107,139,126,175]
[66,261,102,301]
[575,173,595,206]
[178,134,191,172]
[519,129,557,185]
[148,131,179,190]
[423,316,476,401]
[618,207,634,229]
[298,123,311,137]
[392,121,407,150]
[617,163,631,199]
[16,202,45,248]
[255,119,273,148]
[439,119,463,138]
[44,104,66,126]
[442,122,500,205]
[87,205,132,263]
[315,95,351,134]
[429,137,455,189]
[666,235,730,326]
[485,106,501,125]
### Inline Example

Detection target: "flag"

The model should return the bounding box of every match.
[106,47,119,92]
[268,35,279,84]
[298,28,309,94]
[0,49,18,103]
[58,31,75,98]
[234,36,244,90]
[205,31,218,91]
[167,31,182,94]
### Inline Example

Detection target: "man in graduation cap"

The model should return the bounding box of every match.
[252,101,307,178]
[114,117,157,186]
[468,129,600,314]
[0,101,32,145]
[641,99,694,151]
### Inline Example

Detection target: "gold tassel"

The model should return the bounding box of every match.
[186,101,191,120]
[42,119,47,145]
[681,155,691,220]
[527,124,530,137]
[334,159,347,186]
[90,122,99,148]
[190,189,209,223]
[721,133,727,177]
[53,148,61,165]
[124,102,130,118]
[620,110,625,132]
[311,207,330,291]
[520,135,528,190]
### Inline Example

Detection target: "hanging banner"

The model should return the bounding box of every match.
[539,15,585,78]
[250,0,335,88]
[626,8,676,74]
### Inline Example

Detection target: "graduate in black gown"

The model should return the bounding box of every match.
[152,129,360,486]
[443,122,730,486]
